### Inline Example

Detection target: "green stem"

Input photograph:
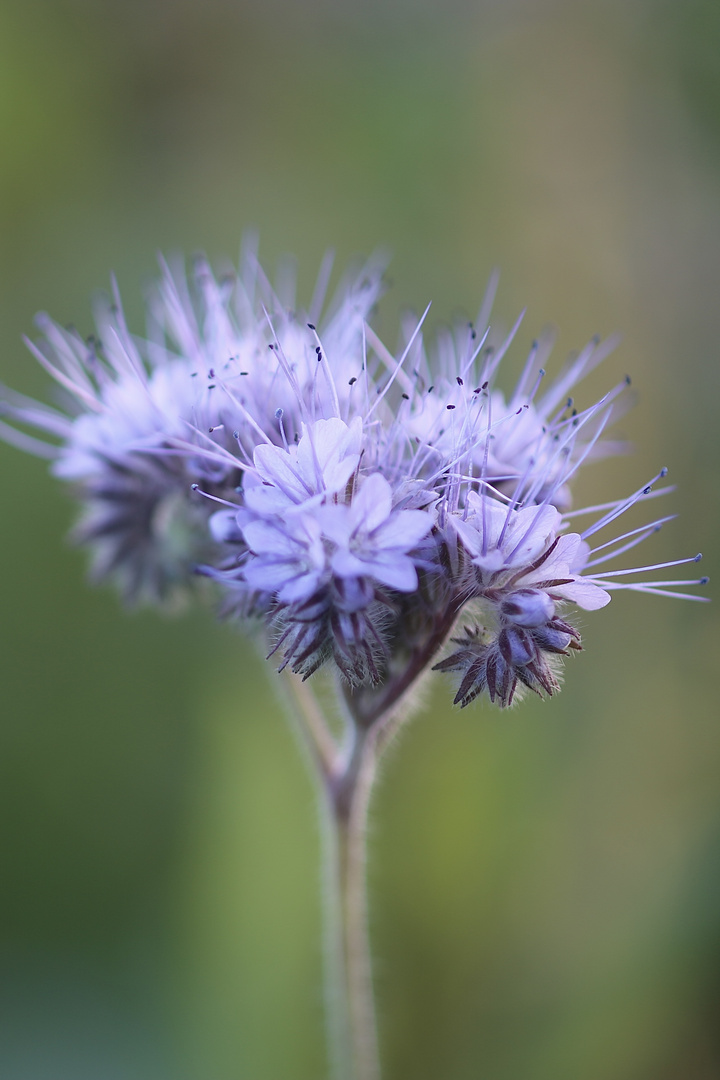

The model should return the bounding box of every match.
[281,669,340,781]
[282,672,381,1079]
[330,722,381,1080]
[283,597,463,1080]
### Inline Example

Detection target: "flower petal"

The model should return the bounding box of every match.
[350,473,392,533]
[242,520,298,558]
[553,579,612,610]
[372,509,434,551]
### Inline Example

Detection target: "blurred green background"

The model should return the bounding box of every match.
[1,1,720,1077]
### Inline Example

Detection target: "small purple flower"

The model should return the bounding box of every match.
[316,473,434,593]
[249,416,363,511]
[450,494,611,609]
[235,464,433,683]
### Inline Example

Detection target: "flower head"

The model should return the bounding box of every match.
[2,245,708,709]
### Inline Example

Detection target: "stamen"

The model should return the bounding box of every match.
[589,553,703,579]
[510,339,539,405]
[275,407,289,451]
[23,336,106,413]
[584,516,676,568]
[365,302,432,420]
[600,582,710,601]
[363,324,415,394]
[190,485,242,510]
[308,249,334,325]
[219,383,274,446]
[261,305,309,423]
[475,268,499,338]
[0,419,59,458]
[479,309,525,386]
[562,485,675,519]
[307,325,341,418]
[581,468,670,539]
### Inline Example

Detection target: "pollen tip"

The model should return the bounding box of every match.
[275,407,283,419]
[191,483,199,491]
[307,323,316,330]
[660,466,669,477]
[625,375,632,385]
[700,576,710,585]
[694,553,702,562]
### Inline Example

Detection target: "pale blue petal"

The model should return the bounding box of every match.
[553,580,612,610]
[242,520,298,558]
[373,509,433,551]
[351,473,392,533]
[360,553,418,591]
[244,560,299,592]
[278,571,324,604]
[254,443,307,500]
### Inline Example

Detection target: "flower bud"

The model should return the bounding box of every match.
[500,588,555,627]
[498,627,536,667]
[209,509,244,545]
[532,626,573,653]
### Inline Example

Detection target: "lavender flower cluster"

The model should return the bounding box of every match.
[1,245,708,712]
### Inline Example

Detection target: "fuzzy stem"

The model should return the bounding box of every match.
[281,592,464,1080]
[329,721,381,1080]
[281,672,380,1079]
[318,773,354,1080]
[281,669,340,780]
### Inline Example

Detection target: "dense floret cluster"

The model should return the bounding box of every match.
[1,246,708,711]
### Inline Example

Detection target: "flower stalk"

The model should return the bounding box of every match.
[284,670,383,1080]
[331,720,381,1080]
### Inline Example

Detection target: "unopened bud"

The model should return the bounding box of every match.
[499,627,535,666]
[501,588,555,627]
[533,626,573,654]
[209,509,244,545]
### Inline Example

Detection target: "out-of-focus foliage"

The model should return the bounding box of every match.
[1,1,719,1077]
